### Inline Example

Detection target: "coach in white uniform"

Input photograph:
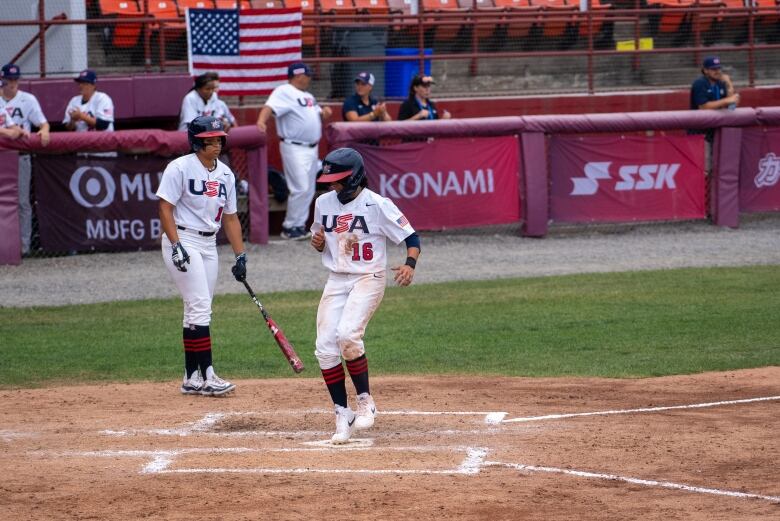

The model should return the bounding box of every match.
[256,62,332,240]
[1,63,50,256]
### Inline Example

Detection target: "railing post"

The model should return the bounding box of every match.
[470,1,478,77]
[159,23,167,72]
[633,0,640,72]
[418,11,425,73]
[39,0,46,77]
[693,0,701,68]
[587,0,594,94]
[748,3,755,87]
[144,0,152,71]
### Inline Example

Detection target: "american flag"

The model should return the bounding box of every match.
[187,8,302,96]
[396,215,409,227]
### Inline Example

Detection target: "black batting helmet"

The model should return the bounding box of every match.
[188,115,227,153]
[318,147,367,204]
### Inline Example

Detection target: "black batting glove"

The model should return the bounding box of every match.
[231,252,247,282]
[171,241,190,272]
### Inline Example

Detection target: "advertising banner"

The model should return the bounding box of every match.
[739,128,780,212]
[550,135,706,223]
[34,155,168,252]
[353,137,521,230]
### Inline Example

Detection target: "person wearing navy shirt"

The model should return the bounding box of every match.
[397,74,451,121]
[342,72,391,123]
[689,56,740,143]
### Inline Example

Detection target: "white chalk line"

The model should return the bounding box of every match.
[486,461,780,504]
[100,410,508,438]
[502,396,780,423]
[54,446,488,476]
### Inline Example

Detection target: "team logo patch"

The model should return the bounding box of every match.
[323,164,331,174]
[396,215,409,227]
[211,120,221,129]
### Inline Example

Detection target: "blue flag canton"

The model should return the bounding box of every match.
[190,9,240,56]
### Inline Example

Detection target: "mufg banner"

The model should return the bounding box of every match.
[34,156,167,252]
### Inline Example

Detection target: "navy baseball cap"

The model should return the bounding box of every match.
[287,62,312,78]
[355,71,375,86]
[1,63,21,80]
[74,69,97,84]
[702,56,722,70]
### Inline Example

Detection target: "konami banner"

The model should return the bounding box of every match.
[34,155,167,252]
[352,137,521,230]
[550,135,706,223]
[739,127,780,212]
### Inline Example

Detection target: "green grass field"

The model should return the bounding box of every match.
[2,266,778,388]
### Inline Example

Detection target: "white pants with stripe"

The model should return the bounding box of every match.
[315,271,386,370]
[162,231,218,327]
[280,140,319,230]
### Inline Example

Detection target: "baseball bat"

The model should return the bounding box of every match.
[241,280,304,374]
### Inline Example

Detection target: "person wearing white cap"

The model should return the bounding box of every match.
[1,63,50,257]
[256,62,332,240]
[342,72,391,123]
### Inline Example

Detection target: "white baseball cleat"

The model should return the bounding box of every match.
[180,370,204,395]
[331,405,356,444]
[355,393,376,430]
[201,366,236,396]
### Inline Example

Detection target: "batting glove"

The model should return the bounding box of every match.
[232,252,247,282]
[171,241,190,272]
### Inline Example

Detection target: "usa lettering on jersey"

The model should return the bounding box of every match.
[189,179,227,198]
[321,213,370,233]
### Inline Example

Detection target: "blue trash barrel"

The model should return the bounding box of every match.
[384,48,432,98]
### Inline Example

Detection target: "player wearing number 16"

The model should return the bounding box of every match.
[310,148,421,444]
[156,115,247,397]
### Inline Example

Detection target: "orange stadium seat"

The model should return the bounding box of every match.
[249,0,285,7]
[99,0,144,48]
[457,0,504,39]
[529,0,578,38]
[146,0,186,45]
[422,0,469,42]
[214,0,252,7]
[354,0,392,14]
[493,0,542,39]
[283,0,317,46]
[646,0,693,34]
[754,0,780,26]
[177,0,216,12]
[319,0,358,13]
[578,0,612,37]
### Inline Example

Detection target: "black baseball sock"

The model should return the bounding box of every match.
[184,325,212,378]
[321,363,348,408]
[346,355,370,396]
[182,326,201,378]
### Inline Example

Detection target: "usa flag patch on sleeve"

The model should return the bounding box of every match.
[396,215,409,227]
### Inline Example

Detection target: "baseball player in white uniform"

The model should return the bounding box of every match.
[156,115,247,397]
[178,73,234,131]
[1,63,50,257]
[256,62,332,240]
[310,148,421,444]
[63,70,115,133]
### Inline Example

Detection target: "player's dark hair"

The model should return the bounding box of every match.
[191,72,219,92]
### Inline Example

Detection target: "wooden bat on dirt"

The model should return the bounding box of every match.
[241,280,304,374]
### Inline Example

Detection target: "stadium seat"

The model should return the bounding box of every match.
[98,0,143,48]
[645,0,694,34]
[283,0,317,46]
[146,0,186,48]
[492,0,543,39]
[753,0,780,27]
[214,0,252,7]
[457,0,504,39]
[319,0,359,13]
[529,0,579,38]
[177,0,217,12]
[578,0,612,38]
[354,0,392,14]
[422,0,469,43]
[249,0,286,7]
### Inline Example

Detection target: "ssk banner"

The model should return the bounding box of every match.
[739,127,780,212]
[34,155,167,252]
[550,135,706,223]
[353,137,521,230]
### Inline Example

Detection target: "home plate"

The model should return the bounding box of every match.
[303,438,374,448]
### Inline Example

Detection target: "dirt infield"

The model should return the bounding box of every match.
[2,368,778,520]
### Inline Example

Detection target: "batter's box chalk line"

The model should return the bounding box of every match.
[56,446,490,476]
[99,410,509,438]
[484,461,780,504]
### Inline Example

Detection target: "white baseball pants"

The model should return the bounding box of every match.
[280,141,319,229]
[315,271,386,370]
[162,231,218,327]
